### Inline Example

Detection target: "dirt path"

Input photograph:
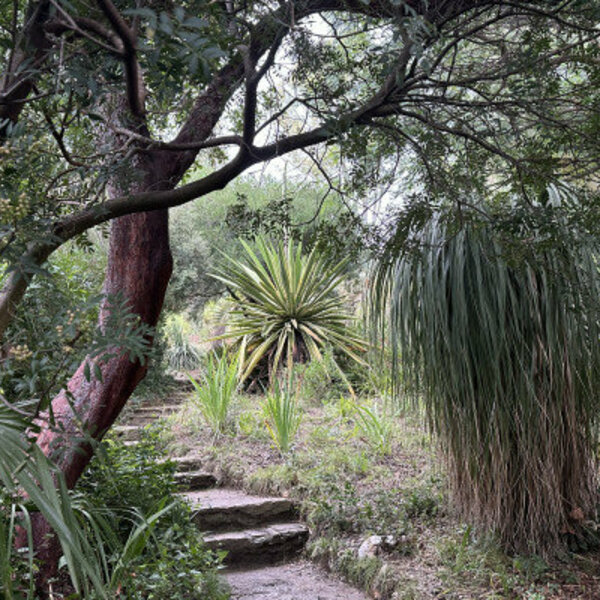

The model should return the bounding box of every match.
[225,561,369,600]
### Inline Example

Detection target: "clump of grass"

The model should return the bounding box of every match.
[354,403,393,456]
[262,379,302,455]
[189,352,238,434]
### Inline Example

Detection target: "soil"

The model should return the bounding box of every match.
[225,561,368,600]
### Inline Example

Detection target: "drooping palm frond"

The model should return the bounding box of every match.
[369,213,600,554]
[210,238,366,382]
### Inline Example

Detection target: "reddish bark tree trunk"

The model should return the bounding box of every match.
[29,150,174,590]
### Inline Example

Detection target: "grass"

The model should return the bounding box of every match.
[262,380,302,455]
[188,352,238,435]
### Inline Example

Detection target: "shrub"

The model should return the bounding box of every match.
[79,427,226,600]
[211,237,366,384]
[189,352,238,434]
[294,347,350,405]
[164,313,201,371]
[262,379,302,455]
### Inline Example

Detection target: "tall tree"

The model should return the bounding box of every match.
[1,0,599,581]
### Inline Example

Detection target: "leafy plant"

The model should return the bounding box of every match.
[354,403,394,456]
[189,352,238,434]
[0,404,108,599]
[211,238,366,383]
[79,428,226,600]
[370,210,600,554]
[164,313,201,371]
[262,379,302,455]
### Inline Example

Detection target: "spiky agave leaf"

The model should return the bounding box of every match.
[369,212,600,555]
[211,238,366,382]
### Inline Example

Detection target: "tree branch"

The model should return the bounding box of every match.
[95,0,145,117]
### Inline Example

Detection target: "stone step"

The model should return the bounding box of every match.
[184,489,297,532]
[168,455,205,472]
[127,415,168,426]
[174,469,217,491]
[204,523,309,566]
[134,404,181,414]
[113,425,142,441]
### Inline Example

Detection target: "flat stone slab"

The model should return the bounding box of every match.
[205,523,309,565]
[134,404,181,414]
[225,561,368,599]
[184,489,297,531]
[113,425,141,440]
[168,455,204,472]
[174,470,216,491]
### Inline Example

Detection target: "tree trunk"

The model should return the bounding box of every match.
[29,148,174,590]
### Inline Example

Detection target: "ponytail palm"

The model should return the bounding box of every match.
[211,238,365,382]
[370,213,600,554]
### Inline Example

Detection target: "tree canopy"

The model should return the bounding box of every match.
[1,0,600,335]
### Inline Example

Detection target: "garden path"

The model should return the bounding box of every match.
[119,391,369,600]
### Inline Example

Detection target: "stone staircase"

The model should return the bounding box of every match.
[115,400,310,568]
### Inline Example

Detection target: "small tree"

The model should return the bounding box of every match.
[370,210,600,554]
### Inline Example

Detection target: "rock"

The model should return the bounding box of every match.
[183,488,297,531]
[357,535,398,559]
[204,522,309,565]
[174,470,217,491]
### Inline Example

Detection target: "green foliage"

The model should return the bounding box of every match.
[211,237,366,383]
[0,405,109,599]
[164,313,201,371]
[167,177,361,316]
[294,347,350,405]
[189,352,238,434]
[79,428,226,600]
[353,403,394,457]
[262,379,302,455]
[0,244,104,405]
[370,208,600,554]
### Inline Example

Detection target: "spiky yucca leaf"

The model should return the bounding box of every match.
[211,238,366,382]
[370,214,600,555]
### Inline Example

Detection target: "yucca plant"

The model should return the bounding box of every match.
[189,352,238,434]
[210,238,366,384]
[370,211,600,555]
[262,379,302,455]
[164,313,201,371]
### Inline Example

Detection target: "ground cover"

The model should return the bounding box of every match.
[164,387,600,600]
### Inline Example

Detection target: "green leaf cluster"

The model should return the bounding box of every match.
[211,237,366,382]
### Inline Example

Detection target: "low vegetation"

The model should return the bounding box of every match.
[166,355,600,599]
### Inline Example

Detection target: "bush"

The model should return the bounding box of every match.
[164,313,201,371]
[211,237,366,384]
[79,427,227,600]
[294,347,349,405]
